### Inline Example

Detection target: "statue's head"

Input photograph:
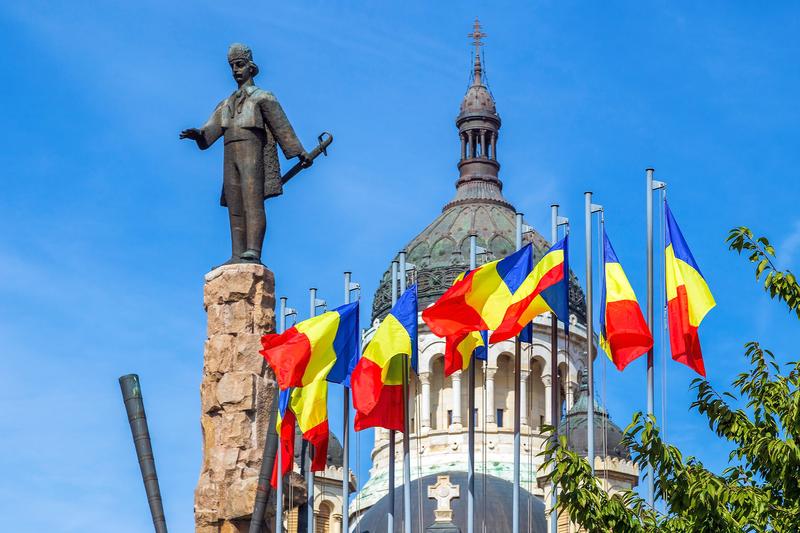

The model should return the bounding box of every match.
[228,43,259,84]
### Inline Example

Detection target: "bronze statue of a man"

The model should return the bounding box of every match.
[181,43,310,265]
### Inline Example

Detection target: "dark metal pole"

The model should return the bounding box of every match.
[645,168,665,507]
[400,251,412,533]
[249,296,288,533]
[119,374,168,533]
[549,205,560,533]
[306,288,322,532]
[512,216,522,533]
[584,192,595,475]
[342,272,357,533]
[249,398,281,533]
[297,440,308,533]
[388,260,399,533]
[468,236,477,533]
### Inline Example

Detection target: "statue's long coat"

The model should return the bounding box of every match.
[199,84,304,205]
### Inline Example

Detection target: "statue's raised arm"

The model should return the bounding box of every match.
[180,43,330,266]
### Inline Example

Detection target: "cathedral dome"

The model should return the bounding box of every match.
[292,427,345,467]
[371,202,559,321]
[557,369,630,460]
[371,19,586,323]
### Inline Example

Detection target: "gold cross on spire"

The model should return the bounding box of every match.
[467,17,487,53]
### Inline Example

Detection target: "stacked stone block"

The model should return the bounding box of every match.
[195,264,276,533]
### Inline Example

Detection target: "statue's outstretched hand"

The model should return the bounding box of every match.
[180,128,202,141]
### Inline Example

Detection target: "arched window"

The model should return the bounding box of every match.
[431,356,444,429]
[315,500,333,533]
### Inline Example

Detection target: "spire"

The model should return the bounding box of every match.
[468,17,487,86]
[446,19,510,211]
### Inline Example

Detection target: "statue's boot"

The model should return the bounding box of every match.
[212,256,241,270]
[240,249,261,263]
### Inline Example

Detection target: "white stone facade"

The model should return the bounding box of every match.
[350,312,588,520]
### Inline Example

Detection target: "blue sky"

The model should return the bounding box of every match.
[1,1,799,531]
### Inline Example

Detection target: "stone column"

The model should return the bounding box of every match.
[331,514,342,533]
[520,370,530,427]
[542,374,552,429]
[485,367,497,424]
[195,264,277,533]
[451,371,462,427]
[420,372,431,432]
[568,381,579,410]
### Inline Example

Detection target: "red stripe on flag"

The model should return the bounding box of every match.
[490,263,565,342]
[667,285,706,377]
[305,420,330,472]
[260,327,313,389]
[271,409,296,488]
[422,272,489,337]
[604,299,653,371]
[354,383,404,432]
[352,356,385,417]
[444,334,468,377]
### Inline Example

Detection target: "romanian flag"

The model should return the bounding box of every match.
[271,380,329,488]
[352,285,418,432]
[665,202,715,377]
[261,302,359,389]
[422,244,533,338]
[444,330,486,377]
[441,271,488,376]
[598,230,653,371]
[490,237,570,343]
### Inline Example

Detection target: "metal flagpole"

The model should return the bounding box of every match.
[342,272,359,533]
[645,168,665,507]
[512,215,522,533]
[468,235,478,533]
[388,260,399,533]
[274,297,290,533]
[400,251,412,533]
[549,205,559,533]
[584,193,603,474]
[276,298,285,533]
[516,213,522,533]
[307,288,326,532]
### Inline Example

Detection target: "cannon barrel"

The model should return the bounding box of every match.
[119,374,168,533]
[248,394,280,533]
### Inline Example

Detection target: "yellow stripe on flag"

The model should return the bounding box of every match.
[665,244,715,327]
[362,313,412,385]
[291,380,328,433]
[605,263,638,302]
[295,311,340,385]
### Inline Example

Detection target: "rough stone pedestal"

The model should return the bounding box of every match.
[195,264,277,533]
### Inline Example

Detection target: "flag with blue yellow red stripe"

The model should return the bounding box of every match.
[490,236,570,342]
[444,330,487,376]
[261,301,359,389]
[352,285,418,431]
[665,202,715,376]
[598,230,653,371]
[271,380,329,487]
[422,243,533,338]
[440,270,488,376]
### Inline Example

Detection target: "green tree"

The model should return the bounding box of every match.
[544,227,800,532]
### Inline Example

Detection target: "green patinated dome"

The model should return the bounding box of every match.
[556,368,629,460]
